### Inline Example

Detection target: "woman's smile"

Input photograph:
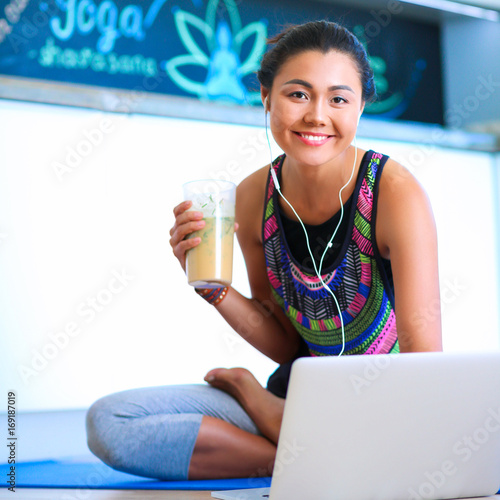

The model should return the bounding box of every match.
[293,131,334,146]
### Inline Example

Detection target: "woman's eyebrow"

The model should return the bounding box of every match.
[283,78,313,88]
[283,79,354,93]
[329,84,354,93]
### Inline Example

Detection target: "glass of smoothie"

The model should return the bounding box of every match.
[183,179,236,288]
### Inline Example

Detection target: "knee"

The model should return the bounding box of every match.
[86,395,124,469]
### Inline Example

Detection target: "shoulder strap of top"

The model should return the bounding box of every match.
[352,150,389,257]
[262,154,284,246]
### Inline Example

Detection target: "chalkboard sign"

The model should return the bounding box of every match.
[0,0,443,124]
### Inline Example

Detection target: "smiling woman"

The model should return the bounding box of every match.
[86,20,443,482]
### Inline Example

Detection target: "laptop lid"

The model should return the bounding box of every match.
[268,351,500,500]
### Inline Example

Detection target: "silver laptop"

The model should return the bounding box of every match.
[212,351,500,500]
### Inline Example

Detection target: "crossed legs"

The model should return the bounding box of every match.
[86,368,286,480]
[188,367,286,479]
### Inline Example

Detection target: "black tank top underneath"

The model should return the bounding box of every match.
[279,196,353,272]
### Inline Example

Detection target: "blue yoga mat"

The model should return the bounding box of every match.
[0,460,272,490]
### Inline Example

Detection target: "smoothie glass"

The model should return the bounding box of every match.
[183,180,236,288]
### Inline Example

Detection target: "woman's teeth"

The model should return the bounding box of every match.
[300,133,329,141]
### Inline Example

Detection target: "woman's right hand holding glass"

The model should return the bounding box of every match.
[169,200,205,272]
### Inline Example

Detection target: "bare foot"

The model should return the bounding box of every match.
[204,367,285,445]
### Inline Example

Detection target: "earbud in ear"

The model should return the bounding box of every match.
[357,112,361,126]
[264,97,269,113]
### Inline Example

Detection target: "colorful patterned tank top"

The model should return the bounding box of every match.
[262,150,399,356]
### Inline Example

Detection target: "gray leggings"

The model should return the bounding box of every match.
[85,384,260,480]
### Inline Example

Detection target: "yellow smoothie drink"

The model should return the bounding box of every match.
[186,216,234,287]
[183,180,236,288]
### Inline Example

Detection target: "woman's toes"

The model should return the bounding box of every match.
[204,368,227,383]
[204,367,253,386]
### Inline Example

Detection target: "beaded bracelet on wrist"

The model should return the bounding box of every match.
[195,286,228,306]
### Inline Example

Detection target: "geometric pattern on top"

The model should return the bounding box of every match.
[262,150,399,356]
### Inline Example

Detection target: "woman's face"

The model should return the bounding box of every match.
[262,50,364,170]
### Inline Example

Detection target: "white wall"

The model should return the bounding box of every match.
[0,99,498,411]
[441,16,500,129]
